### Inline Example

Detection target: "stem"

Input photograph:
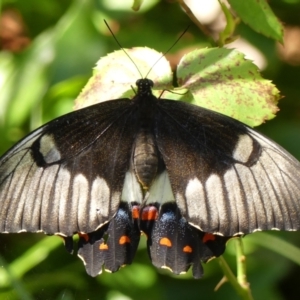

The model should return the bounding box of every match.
[217,238,254,300]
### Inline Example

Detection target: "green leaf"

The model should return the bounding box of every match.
[228,0,284,43]
[100,262,157,289]
[5,30,55,128]
[76,47,280,127]
[131,0,143,11]
[0,236,62,288]
[75,47,173,109]
[0,256,34,300]
[176,48,280,127]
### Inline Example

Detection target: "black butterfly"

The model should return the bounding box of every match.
[1,77,300,278]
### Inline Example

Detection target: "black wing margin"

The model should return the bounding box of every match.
[0,99,137,236]
[155,100,300,236]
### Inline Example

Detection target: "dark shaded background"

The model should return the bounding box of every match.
[1,1,300,299]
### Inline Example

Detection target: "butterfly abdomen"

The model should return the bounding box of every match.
[133,127,159,190]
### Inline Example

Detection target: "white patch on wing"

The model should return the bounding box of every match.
[146,170,175,204]
[27,165,55,231]
[232,134,253,163]
[91,176,110,218]
[39,134,61,163]
[72,173,89,231]
[121,170,143,204]
[37,166,71,233]
[205,174,228,234]
[223,167,246,234]
[55,168,73,233]
[37,165,61,233]
[185,178,206,229]
[5,159,42,232]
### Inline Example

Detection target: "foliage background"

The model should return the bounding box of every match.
[0,0,300,299]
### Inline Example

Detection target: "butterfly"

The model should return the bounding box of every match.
[1,51,300,279]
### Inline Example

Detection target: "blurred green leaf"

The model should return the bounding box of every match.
[247,232,300,266]
[228,0,284,42]
[0,255,34,300]
[6,30,55,128]
[0,235,62,287]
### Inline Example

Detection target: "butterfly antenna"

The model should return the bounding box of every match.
[104,20,143,78]
[144,26,190,79]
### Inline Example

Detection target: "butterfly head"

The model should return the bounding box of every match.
[136,78,154,96]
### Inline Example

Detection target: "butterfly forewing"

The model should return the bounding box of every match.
[155,99,300,236]
[0,99,138,235]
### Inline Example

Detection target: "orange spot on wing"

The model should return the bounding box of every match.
[203,233,216,243]
[160,237,172,247]
[119,235,131,245]
[99,243,108,250]
[183,245,193,253]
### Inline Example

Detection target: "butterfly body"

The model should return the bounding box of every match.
[1,78,300,277]
[131,80,161,190]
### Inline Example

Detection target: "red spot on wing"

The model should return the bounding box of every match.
[132,205,140,219]
[78,232,89,242]
[141,206,158,221]
[202,233,216,243]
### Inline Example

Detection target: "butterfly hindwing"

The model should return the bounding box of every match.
[0,99,139,236]
[155,99,300,236]
[140,202,230,278]
[78,202,140,276]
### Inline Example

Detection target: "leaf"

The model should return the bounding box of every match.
[176,47,280,127]
[247,232,300,266]
[228,0,284,43]
[132,0,144,11]
[75,47,280,127]
[75,47,173,109]
[0,236,62,288]
[5,30,55,128]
